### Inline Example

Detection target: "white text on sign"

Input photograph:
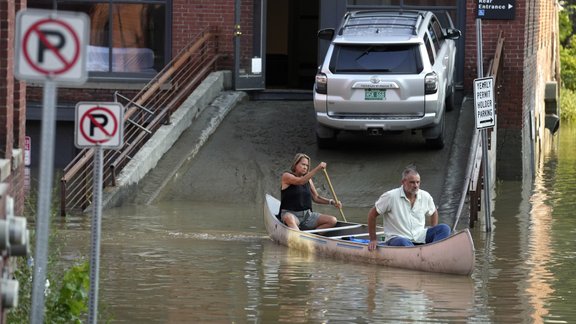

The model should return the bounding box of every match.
[474,77,495,129]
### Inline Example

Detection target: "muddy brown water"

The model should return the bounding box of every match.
[55,101,576,322]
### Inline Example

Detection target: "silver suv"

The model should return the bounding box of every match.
[313,10,461,149]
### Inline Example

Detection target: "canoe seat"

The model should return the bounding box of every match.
[332,231,385,240]
[304,224,362,234]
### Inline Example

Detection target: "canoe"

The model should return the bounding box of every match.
[264,194,475,275]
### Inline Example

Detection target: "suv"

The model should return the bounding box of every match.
[313,10,461,149]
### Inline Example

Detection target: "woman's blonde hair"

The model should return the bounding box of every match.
[291,153,310,172]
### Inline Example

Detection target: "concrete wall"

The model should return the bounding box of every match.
[100,71,244,209]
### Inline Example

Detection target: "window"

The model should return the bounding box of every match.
[427,22,441,53]
[330,44,423,74]
[27,0,169,79]
[424,34,435,65]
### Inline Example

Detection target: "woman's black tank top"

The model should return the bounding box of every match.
[279,179,312,215]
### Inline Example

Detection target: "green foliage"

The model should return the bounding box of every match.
[560,3,576,122]
[559,4,574,46]
[45,262,90,323]
[7,239,91,323]
[560,46,576,90]
[7,185,109,323]
[560,87,576,122]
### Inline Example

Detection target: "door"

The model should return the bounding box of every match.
[234,0,266,90]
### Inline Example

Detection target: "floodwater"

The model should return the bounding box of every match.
[55,120,576,323]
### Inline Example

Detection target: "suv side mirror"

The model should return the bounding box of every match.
[445,28,461,40]
[318,28,335,41]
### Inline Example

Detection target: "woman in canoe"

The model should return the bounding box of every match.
[279,153,341,230]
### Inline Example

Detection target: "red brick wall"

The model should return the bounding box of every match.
[27,86,138,105]
[464,0,527,130]
[1,0,16,160]
[1,0,28,320]
[464,0,559,179]
[172,0,236,70]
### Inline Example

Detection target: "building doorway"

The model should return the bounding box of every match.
[266,0,319,90]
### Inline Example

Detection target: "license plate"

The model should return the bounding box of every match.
[364,89,386,100]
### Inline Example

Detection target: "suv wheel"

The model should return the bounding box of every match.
[425,113,445,150]
[446,83,456,112]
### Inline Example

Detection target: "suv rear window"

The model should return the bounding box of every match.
[329,44,423,74]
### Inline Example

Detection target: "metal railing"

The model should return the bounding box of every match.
[454,31,504,229]
[60,27,222,216]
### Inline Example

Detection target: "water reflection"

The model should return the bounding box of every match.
[54,124,576,323]
[260,244,475,323]
[471,122,576,323]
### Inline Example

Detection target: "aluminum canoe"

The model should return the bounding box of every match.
[264,194,475,275]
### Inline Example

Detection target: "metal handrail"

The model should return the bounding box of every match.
[453,31,504,229]
[60,27,221,216]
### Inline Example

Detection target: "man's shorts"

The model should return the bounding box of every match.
[280,209,320,230]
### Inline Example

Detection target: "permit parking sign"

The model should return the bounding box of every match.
[474,77,495,129]
[75,102,124,149]
[14,9,89,83]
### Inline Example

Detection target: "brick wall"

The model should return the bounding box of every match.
[172,0,236,70]
[27,86,139,105]
[0,0,28,321]
[464,0,559,180]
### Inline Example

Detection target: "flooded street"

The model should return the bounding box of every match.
[55,100,576,323]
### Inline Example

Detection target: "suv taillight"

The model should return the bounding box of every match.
[315,73,327,94]
[425,72,438,94]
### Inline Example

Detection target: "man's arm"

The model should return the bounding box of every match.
[429,209,439,226]
[367,207,380,251]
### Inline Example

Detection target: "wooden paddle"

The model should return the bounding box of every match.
[322,168,347,222]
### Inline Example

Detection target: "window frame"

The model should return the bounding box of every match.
[27,0,171,82]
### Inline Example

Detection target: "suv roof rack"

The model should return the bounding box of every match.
[338,10,426,36]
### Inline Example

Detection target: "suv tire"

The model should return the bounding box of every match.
[446,83,456,112]
[425,112,446,150]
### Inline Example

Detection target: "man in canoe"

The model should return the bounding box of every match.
[367,166,451,250]
[279,153,341,230]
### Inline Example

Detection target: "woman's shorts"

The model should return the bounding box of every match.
[280,209,320,230]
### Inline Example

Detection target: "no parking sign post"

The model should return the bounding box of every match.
[75,102,124,149]
[15,9,89,83]
[75,102,124,324]
[14,8,89,324]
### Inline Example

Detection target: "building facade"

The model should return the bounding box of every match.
[1,0,28,320]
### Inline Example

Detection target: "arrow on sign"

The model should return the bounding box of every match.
[480,118,494,124]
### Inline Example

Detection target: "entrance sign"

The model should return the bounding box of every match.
[477,0,516,20]
[75,102,124,149]
[15,9,89,83]
[474,77,495,129]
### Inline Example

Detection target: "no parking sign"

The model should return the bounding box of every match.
[14,9,89,83]
[75,102,124,149]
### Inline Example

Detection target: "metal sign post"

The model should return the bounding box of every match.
[74,102,123,323]
[14,9,89,323]
[475,16,493,232]
[30,81,57,324]
[88,146,103,324]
